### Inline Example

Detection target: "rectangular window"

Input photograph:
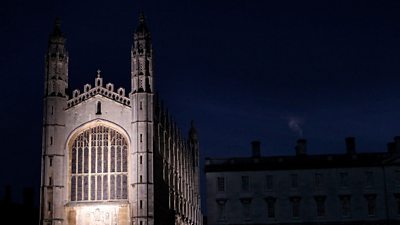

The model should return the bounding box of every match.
[241,176,250,192]
[290,197,301,218]
[241,198,251,220]
[216,199,226,221]
[340,172,348,187]
[266,197,276,218]
[315,173,323,187]
[315,196,326,217]
[395,194,400,215]
[365,194,376,216]
[49,157,53,167]
[217,177,225,192]
[366,171,374,187]
[396,171,400,186]
[340,195,351,217]
[266,175,273,190]
[291,174,298,188]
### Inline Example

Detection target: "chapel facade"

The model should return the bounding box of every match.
[39,15,202,225]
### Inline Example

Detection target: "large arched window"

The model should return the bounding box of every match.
[70,125,128,202]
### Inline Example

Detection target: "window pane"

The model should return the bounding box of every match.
[71,176,76,201]
[103,147,108,173]
[71,148,76,174]
[84,147,89,173]
[111,146,115,172]
[110,175,115,200]
[97,147,102,173]
[97,175,102,200]
[84,176,88,200]
[103,175,108,200]
[77,147,82,173]
[122,175,128,199]
[91,147,96,173]
[116,175,121,199]
[90,175,96,200]
[122,146,128,172]
[117,146,122,172]
[77,176,82,201]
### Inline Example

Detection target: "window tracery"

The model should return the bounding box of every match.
[70,125,128,202]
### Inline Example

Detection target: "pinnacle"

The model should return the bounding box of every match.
[51,17,64,38]
[139,12,145,23]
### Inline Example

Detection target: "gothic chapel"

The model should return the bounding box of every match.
[40,14,202,225]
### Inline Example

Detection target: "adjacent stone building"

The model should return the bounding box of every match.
[40,15,202,225]
[206,138,400,225]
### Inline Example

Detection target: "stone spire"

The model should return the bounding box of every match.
[49,18,64,43]
[131,12,153,93]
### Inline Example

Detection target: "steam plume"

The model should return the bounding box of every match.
[288,116,304,138]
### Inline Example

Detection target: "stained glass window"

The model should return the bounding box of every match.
[70,125,128,202]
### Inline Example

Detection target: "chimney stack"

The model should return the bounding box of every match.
[23,187,34,207]
[295,139,307,156]
[251,141,261,158]
[387,142,395,153]
[345,137,356,154]
[394,136,400,153]
[4,185,11,203]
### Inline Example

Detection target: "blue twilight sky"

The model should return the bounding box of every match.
[1,0,400,207]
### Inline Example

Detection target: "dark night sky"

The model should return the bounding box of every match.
[2,0,400,209]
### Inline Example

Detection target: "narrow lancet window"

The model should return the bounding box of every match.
[96,102,102,115]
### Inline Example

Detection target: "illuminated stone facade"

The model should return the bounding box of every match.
[40,15,202,225]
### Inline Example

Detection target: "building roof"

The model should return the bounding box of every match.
[205,152,400,172]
